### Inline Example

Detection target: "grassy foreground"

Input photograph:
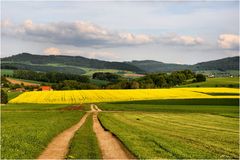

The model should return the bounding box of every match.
[67,114,101,159]
[1,104,85,159]
[98,98,239,159]
[99,112,239,159]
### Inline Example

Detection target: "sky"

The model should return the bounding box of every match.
[1,0,239,64]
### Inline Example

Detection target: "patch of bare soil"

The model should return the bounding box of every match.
[6,77,40,86]
[91,104,102,111]
[38,112,90,159]
[92,105,135,159]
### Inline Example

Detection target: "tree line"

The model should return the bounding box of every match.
[105,70,205,89]
[13,70,90,83]
[3,69,206,90]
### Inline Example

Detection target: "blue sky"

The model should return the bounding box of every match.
[1,0,239,64]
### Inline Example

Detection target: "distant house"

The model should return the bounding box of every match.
[41,86,53,91]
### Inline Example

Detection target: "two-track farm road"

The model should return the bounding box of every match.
[38,112,90,159]
[92,104,135,159]
[38,104,134,159]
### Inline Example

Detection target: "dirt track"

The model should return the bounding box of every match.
[38,105,134,159]
[92,104,135,159]
[38,112,90,159]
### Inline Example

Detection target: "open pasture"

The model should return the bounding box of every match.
[180,77,239,88]
[1,69,14,76]
[1,88,239,159]
[1,103,85,159]
[9,88,239,104]
[98,99,239,118]
[99,109,239,159]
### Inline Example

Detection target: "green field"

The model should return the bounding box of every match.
[1,69,14,76]
[98,99,239,117]
[179,77,239,88]
[0,103,70,111]
[1,93,239,159]
[67,114,101,159]
[1,103,85,159]
[90,78,110,86]
[7,91,23,101]
[98,98,239,159]
[99,112,239,159]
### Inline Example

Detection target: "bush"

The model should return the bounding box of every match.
[1,89,8,104]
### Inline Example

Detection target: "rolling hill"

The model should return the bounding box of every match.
[129,56,239,72]
[1,53,144,73]
[128,60,191,72]
[1,53,239,74]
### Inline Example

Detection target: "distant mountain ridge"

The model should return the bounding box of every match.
[1,53,144,73]
[1,53,239,73]
[129,56,239,72]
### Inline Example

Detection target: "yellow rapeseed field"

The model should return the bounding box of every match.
[9,88,239,104]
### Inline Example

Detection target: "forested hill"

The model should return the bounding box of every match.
[193,56,239,71]
[1,53,239,73]
[129,56,239,72]
[1,53,144,73]
[128,60,191,72]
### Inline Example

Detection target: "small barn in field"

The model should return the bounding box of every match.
[41,86,53,91]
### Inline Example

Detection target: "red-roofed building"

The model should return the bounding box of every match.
[41,86,53,91]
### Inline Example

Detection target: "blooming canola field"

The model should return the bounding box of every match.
[9,88,239,104]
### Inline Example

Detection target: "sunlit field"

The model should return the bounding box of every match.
[9,88,239,104]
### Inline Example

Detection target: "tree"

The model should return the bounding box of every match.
[1,89,8,104]
[130,81,140,89]
[154,75,167,88]
[195,74,206,82]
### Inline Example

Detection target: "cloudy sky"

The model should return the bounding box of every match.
[1,0,239,64]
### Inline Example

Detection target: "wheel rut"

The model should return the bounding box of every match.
[38,112,90,159]
[38,104,135,159]
[91,104,135,159]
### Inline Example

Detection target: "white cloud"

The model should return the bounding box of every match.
[2,19,205,48]
[118,33,153,44]
[218,34,239,50]
[44,47,61,55]
[2,19,153,47]
[160,34,204,46]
